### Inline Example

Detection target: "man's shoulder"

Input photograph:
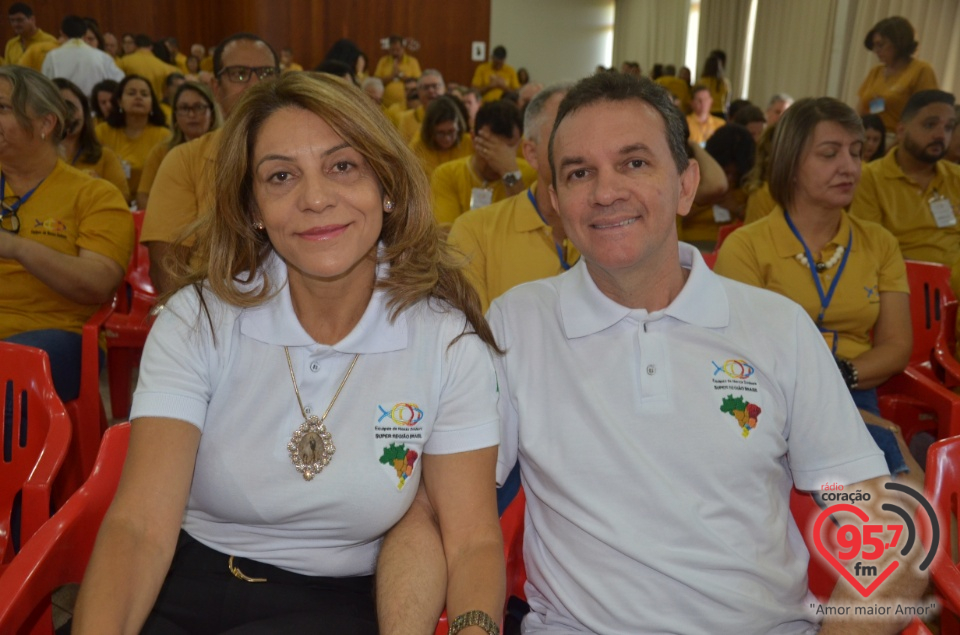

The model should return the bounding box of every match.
[451,192,523,233]
[432,156,471,179]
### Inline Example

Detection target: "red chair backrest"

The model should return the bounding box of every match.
[0,422,129,635]
[932,300,960,389]
[905,260,956,366]
[0,344,72,566]
[701,251,718,270]
[924,436,960,615]
[714,221,743,252]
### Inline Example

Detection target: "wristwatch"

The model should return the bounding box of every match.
[448,610,500,635]
[502,170,522,188]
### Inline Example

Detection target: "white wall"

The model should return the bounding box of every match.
[489,0,615,86]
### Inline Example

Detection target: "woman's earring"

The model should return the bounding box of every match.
[118,106,124,114]
[384,200,395,212]
[40,132,46,141]
[253,220,265,230]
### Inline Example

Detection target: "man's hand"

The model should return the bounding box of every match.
[474,130,520,179]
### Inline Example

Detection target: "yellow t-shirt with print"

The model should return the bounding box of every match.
[850,149,960,267]
[430,156,537,226]
[714,206,909,360]
[73,145,131,202]
[95,122,170,196]
[447,183,579,312]
[0,160,134,339]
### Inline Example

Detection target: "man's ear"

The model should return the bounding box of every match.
[521,138,538,170]
[677,159,700,218]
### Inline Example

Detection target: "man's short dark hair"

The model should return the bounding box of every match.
[493,45,507,60]
[549,73,689,183]
[388,35,403,45]
[705,123,756,185]
[901,90,956,123]
[134,34,152,48]
[732,104,765,126]
[8,2,31,17]
[213,32,280,77]
[691,83,710,97]
[61,14,87,39]
[475,99,522,140]
[165,72,184,87]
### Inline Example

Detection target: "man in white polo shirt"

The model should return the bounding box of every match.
[485,73,924,634]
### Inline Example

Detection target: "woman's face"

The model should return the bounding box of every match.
[59,88,85,138]
[794,121,863,211]
[0,79,39,157]
[119,79,152,118]
[121,35,136,55]
[863,128,883,161]
[174,89,213,141]
[432,119,459,151]
[252,106,385,289]
[96,90,113,118]
[871,34,896,66]
[83,29,99,49]
[186,56,200,74]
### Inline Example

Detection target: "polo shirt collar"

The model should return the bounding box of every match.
[769,206,854,259]
[239,251,408,353]
[513,183,549,233]
[559,242,729,338]
[879,149,951,187]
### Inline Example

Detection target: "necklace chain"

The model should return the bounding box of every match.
[284,347,359,424]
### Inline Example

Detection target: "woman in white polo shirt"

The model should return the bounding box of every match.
[74,72,504,635]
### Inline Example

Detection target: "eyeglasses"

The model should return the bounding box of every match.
[434,129,459,139]
[1,196,22,233]
[176,103,211,116]
[217,66,279,83]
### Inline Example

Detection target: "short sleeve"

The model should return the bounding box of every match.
[431,163,465,225]
[914,61,939,93]
[423,319,499,455]
[74,179,134,271]
[714,228,765,289]
[487,301,518,486]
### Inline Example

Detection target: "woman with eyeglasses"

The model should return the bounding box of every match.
[136,82,221,211]
[0,66,133,402]
[714,97,921,487]
[95,74,170,200]
[409,95,473,179]
[54,78,130,201]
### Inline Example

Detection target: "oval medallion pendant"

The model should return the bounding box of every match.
[288,416,335,481]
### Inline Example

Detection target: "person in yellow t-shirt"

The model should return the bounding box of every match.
[472,46,520,103]
[116,35,181,99]
[686,85,725,146]
[857,17,938,132]
[409,95,473,180]
[95,75,170,196]
[850,90,960,267]
[4,3,56,66]
[103,32,119,58]
[397,70,445,143]
[448,84,578,312]
[0,66,133,402]
[280,47,303,73]
[715,96,920,483]
[137,81,221,211]
[431,100,536,226]
[374,35,421,109]
[698,52,730,118]
[655,67,692,114]
[15,38,57,71]
[164,37,189,74]
[55,78,130,201]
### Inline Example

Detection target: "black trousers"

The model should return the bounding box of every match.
[139,531,379,635]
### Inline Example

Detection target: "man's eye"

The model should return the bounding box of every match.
[629,159,646,169]
[568,169,587,180]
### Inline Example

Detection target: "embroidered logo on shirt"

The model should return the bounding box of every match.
[712,359,755,379]
[864,284,879,302]
[379,443,419,490]
[720,394,762,438]
[377,402,423,426]
[30,217,68,238]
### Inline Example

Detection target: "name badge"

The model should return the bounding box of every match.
[929,195,956,228]
[121,160,132,179]
[869,97,885,114]
[713,205,732,224]
[470,187,493,210]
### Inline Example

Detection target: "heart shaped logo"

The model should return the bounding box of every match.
[812,503,899,598]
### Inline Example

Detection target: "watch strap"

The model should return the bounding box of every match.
[448,609,500,635]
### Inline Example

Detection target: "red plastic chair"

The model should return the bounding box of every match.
[924,436,960,634]
[905,260,955,367]
[105,209,157,421]
[0,422,129,635]
[0,344,72,570]
[714,220,743,252]
[932,300,960,389]
[701,251,718,270]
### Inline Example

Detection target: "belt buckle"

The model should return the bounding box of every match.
[228,555,267,583]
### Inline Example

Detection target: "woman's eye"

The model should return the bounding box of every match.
[270,172,290,183]
[334,161,352,172]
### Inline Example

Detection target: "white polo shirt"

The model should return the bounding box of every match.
[132,254,500,577]
[489,243,887,634]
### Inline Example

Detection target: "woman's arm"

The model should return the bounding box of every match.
[0,232,124,304]
[72,418,201,635]
[689,140,728,206]
[423,446,504,634]
[850,291,912,389]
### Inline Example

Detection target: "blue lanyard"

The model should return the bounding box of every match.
[783,210,853,352]
[0,172,44,216]
[528,188,573,271]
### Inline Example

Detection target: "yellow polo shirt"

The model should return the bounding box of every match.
[73,146,131,202]
[714,206,909,360]
[397,105,425,144]
[373,54,421,109]
[95,122,171,196]
[744,182,776,225]
[655,76,692,113]
[849,149,960,266]
[116,49,181,98]
[448,183,579,312]
[681,187,747,245]
[15,39,57,71]
[4,28,56,66]
[471,62,520,102]
[857,59,938,131]
[409,133,473,180]
[430,156,537,226]
[0,160,134,339]
[140,128,219,247]
[137,141,171,197]
[686,113,725,145]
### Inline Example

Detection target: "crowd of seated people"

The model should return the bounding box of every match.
[1,3,959,633]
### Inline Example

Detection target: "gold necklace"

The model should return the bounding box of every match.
[284,347,360,481]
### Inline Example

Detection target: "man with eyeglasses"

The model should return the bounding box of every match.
[141,32,279,293]
[397,69,446,144]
